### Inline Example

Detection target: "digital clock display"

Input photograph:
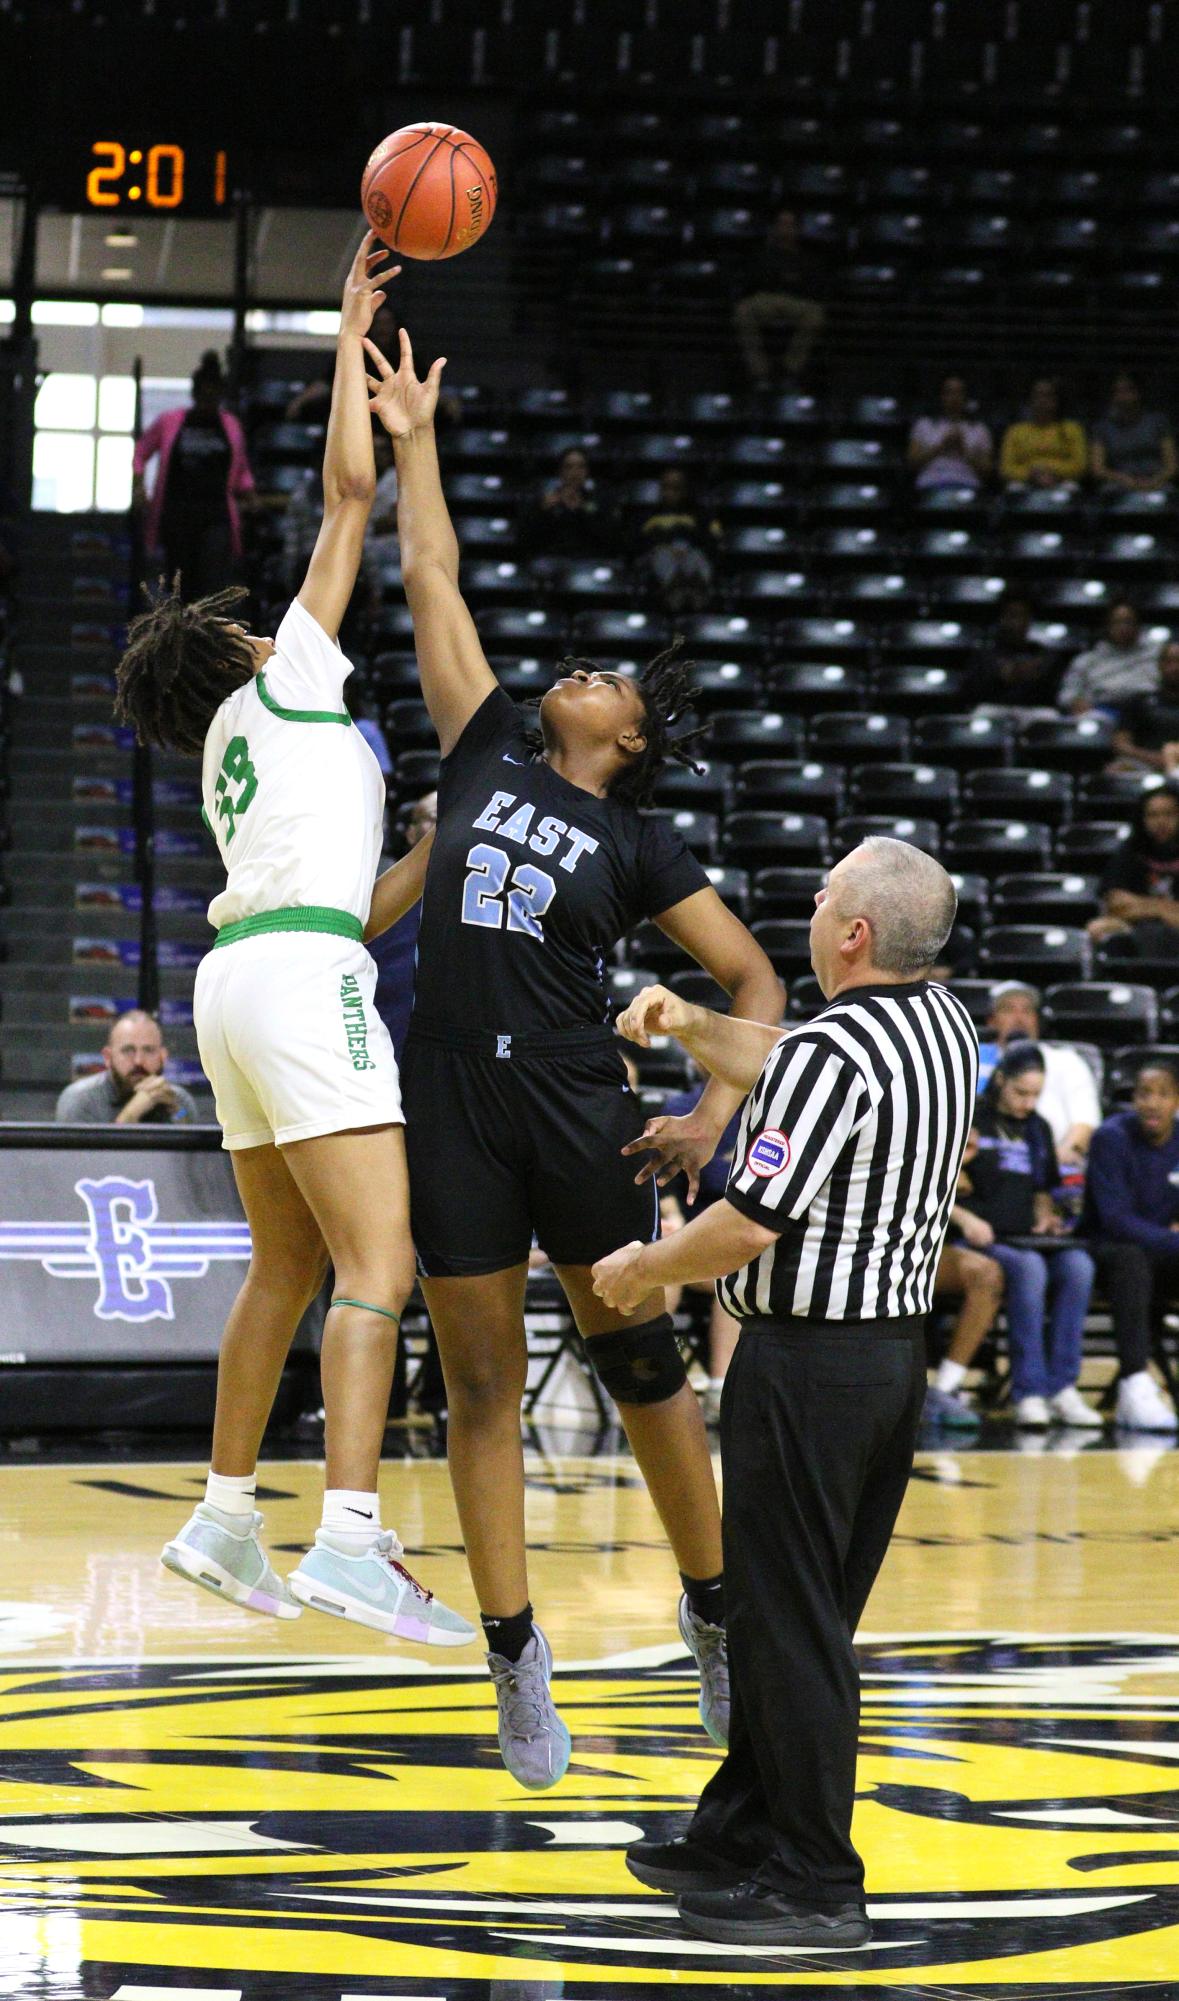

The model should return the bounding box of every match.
[84,141,229,212]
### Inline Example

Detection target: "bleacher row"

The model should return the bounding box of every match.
[232,374,1179,1121]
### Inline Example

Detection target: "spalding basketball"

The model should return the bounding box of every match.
[361,123,498,261]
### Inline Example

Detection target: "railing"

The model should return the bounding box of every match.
[127,356,159,1016]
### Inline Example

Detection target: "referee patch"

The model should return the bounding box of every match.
[747,1128,791,1178]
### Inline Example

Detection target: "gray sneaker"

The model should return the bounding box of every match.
[922,1383,982,1429]
[487,1626,571,1791]
[678,1594,730,1748]
[161,1504,300,1619]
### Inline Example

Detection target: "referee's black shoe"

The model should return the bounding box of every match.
[625,1836,748,1894]
[678,1879,871,1946]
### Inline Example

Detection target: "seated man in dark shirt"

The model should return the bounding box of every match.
[1111,639,1179,775]
[733,208,827,389]
[1083,1057,1179,1431]
[976,592,1058,707]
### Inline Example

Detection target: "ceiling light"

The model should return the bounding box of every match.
[105,232,138,248]
[101,267,133,281]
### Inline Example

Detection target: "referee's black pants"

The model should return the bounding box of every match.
[689,1313,926,1909]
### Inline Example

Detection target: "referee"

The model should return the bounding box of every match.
[593,836,978,1949]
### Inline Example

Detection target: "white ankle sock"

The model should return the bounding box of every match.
[320,1489,381,1552]
[935,1359,967,1394]
[204,1469,257,1518]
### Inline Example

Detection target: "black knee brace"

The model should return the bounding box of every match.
[586,1314,686,1407]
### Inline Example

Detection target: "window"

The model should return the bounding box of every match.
[32,367,140,513]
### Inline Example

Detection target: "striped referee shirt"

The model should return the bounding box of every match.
[720,980,979,1323]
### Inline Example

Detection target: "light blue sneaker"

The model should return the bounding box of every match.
[161,1504,301,1619]
[287,1530,476,1645]
[922,1383,982,1429]
[487,1626,572,1791]
[678,1594,730,1748]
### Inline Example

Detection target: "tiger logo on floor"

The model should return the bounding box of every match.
[1,1637,1177,1992]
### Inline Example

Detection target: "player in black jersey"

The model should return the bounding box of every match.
[365,330,784,1788]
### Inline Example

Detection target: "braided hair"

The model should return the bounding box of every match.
[114,580,256,754]
[529,638,706,808]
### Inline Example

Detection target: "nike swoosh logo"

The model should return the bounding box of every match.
[502,753,526,765]
[344,1507,374,1519]
[336,1564,397,1603]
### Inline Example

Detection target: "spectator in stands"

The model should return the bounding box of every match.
[370,791,436,1063]
[522,446,613,557]
[1057,600,1160,718]
[1088,779,1179,962]
[978,980,1101,1165]
[284,356,334,424]
[632,468,723,615]
[55,1009,199,1126]
[924,1231,1005,1428]
[976,592,1059,706]
[953,1042,1098,1429]
[999,378,1087,491]
[907,374,993,491]
[132,352,255,601]
[733,208,827,389]
[1083,1057,1179,1432]
[1110,640,1179,775]
[1090,372,1177,495]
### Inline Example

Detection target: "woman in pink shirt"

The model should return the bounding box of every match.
[132,351,255,599]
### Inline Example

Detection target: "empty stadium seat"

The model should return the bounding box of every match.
[914,714,1014,767]
[702,865,751,916]
[751,866,823,918]
[1017,715,1115,771]
[977,924,1091,981]
[651,761,730,811]
[708,710,803,758]
[943,820,1053,874]
[961,768,1074,827]
[735,761,845,814]
[1105,1044,1179,1099]
[848,763,959,821]
[751,919,816,977]
[870,665,970,713]
[722,811,831,867]
[1041,982,1158,1047]
[1054,822,1130,868]
[808,712,911,762]
[383,698,436,750]
[835,814,941,855]
[648,809,718,860]
[945,978,1000,1028]
[991,872,1101,925]
[765,662,869,710]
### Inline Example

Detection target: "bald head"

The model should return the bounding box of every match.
[812,838,957,995]
[104,1009,167,1097]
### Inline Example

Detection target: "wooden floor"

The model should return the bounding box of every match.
[1,1439,1178,1997]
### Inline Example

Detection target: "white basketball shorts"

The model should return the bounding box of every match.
[194,932,403,1150]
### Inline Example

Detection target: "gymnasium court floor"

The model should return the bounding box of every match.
[1,1434,1177,1999]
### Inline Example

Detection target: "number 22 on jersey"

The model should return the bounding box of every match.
[463,843,556,940]
[214,735,258,845]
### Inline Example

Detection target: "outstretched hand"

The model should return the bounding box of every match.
[340,231,400,339]
[364,328,447,440]
[622,1112,719,1203]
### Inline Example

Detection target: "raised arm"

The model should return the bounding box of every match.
[365,331,497,757]
[297,233,396,641]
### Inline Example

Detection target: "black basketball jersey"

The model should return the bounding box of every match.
[411,687,709,1033]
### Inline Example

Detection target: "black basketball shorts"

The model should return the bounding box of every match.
[401,1020,663,1278]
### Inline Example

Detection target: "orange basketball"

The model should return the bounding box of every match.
[361,123,498,261]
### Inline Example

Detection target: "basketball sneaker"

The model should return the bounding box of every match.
[922,1383,982,1428]
[487,1627,572,1791]
[288,1531,475,1644]
[161,1503,301,1619]
[678,1594,730,1748]
[1014,1395,1051,1428]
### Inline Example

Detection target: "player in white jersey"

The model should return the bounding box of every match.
[113,235,473,1648]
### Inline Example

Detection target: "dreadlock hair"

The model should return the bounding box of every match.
[527,637,707,809]
[114,580,256,754]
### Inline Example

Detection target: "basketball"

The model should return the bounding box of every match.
[361,123,498,261]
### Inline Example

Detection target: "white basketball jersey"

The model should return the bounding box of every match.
[201,597,385,930]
